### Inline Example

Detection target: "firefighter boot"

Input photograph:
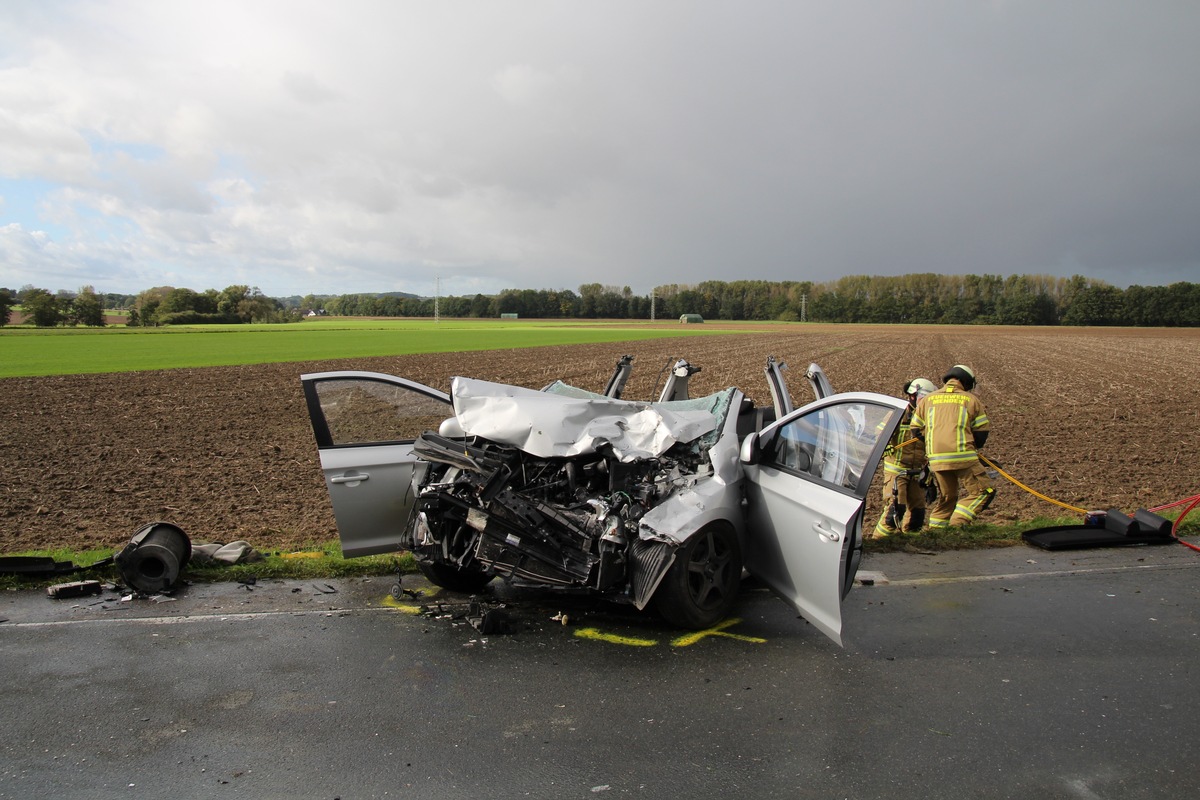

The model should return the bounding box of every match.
[874,503,901,538]
[905,508,926,533]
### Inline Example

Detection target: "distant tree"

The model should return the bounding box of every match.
[198,289,220,314]
[469,293,493,317]
[131,286,174,327]
[995,276,1056,325]
[810,288,847,322]
[104,292,137,310]
[23,287,62,327]
[68,286,106,327]
[237,288,279,322]
[139,298,162,326]
[1168,282,1200,326]
[1061,283,1125,326]
[433,296,462,317]
[218,285,251,317]
[162,287,201,314]
[0,287,13,325]
[554,289,578,316]
[578,283,603,318]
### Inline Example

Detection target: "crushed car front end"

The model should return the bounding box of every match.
[404,377,747,620]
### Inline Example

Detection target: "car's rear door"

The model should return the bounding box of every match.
[741,392,907,645]
[300,371,452,557]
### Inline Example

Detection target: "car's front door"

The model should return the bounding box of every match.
[300,371,452,557]
[741,392,908,645]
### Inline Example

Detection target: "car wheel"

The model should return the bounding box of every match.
[654,523,742,629]
[417,560,493,594]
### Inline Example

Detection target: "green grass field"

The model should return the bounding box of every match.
[0,318,749,378]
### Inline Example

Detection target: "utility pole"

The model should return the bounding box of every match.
[651,287,656,321]
[800,293,807,322]
[434,273,440,324]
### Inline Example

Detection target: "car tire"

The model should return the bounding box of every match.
[417,561,493,594]
[654,522,742,629]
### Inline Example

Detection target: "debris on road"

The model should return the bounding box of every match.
[46,580,103,599]
[115,521,191,593]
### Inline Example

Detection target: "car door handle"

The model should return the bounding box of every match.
[813,521,840,542]
[330,472,369,484]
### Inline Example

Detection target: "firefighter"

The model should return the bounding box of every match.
[873,377,936,537]
[909,365,995,528]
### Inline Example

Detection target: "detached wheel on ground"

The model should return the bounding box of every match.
[655,523,743,629]
[417,560,494,594]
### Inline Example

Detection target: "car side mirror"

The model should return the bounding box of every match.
[740,432,761,465]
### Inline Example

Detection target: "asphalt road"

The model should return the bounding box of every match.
[2,544,1198,799]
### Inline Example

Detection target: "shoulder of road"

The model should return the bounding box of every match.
[2,544,1195,627]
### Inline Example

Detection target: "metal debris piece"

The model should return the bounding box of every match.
[476,608,514,635]
[115,521,191,593]
[47,580,103,599]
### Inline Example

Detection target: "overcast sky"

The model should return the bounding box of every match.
[2,1,1197,299]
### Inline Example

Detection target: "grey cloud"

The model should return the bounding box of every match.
[281,71,343,105]
[1,0,1198,296]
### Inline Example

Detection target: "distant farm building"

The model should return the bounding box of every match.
[679,314,704,324]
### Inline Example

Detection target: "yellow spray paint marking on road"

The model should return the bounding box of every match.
[574,627,659,647]
[381,596,423,614]
[381,586,444,614]
[670,618,766,647]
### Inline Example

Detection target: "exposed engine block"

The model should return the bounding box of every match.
[409,432,709,592]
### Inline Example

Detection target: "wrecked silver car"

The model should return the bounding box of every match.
[301,358,906,644]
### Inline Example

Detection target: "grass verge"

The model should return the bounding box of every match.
[0,542,415,592]
[866,513,1200,551]
[2,518,1196,592]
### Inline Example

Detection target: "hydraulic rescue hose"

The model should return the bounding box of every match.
[977,454,1087,515]
[894,427,1197,548]
[1150,493,1200,553]
[894,439,1090,514]
[976,454,1200,552]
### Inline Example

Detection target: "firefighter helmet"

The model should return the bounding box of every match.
[943,364,977,391]
[904,378,936,399]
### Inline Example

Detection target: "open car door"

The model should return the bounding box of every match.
[740,391,908,645]
[300,371,452,557]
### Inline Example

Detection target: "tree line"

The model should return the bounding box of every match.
[3,273,1198,328]
[1,286,107,327]
[317,275,1200,327]
[0,284,299,327]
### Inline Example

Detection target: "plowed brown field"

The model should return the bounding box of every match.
[2,325,1198,553]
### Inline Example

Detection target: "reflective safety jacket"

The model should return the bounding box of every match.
[880,406,927,476]
[909,379,990,472]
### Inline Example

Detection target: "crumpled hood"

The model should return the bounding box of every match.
[450,377,718,462]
